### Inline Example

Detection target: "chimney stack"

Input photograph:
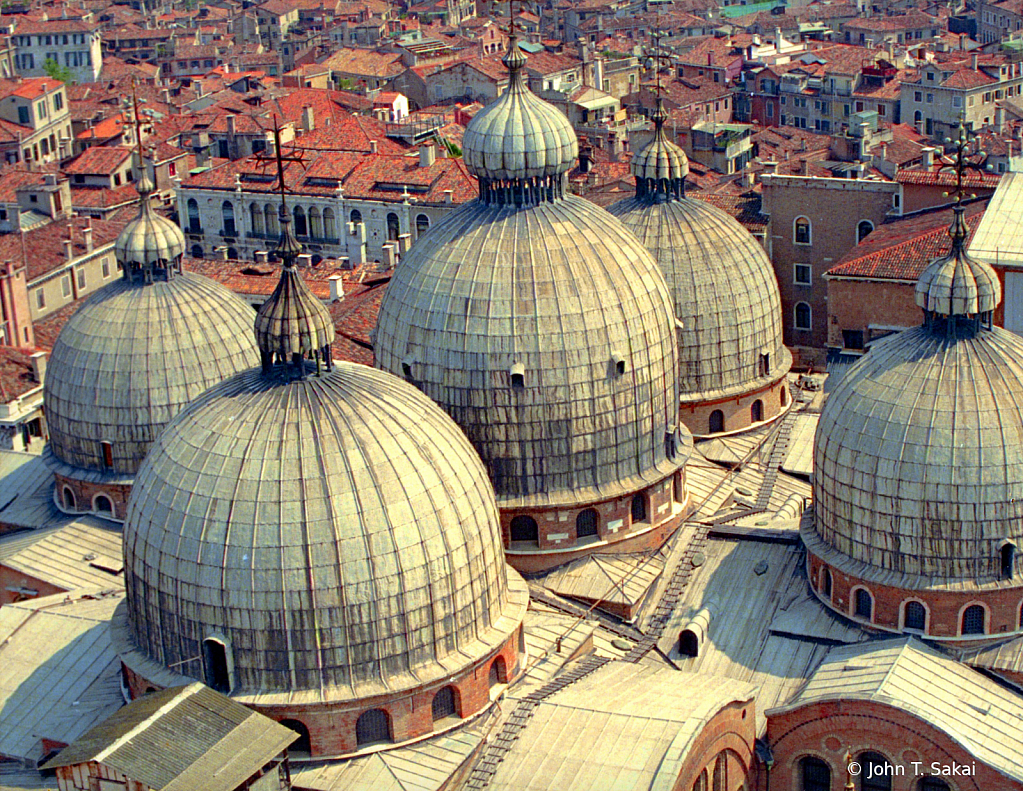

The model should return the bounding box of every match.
[226,114,236,136]
[302,105,315,133]
[996,104,1006,132]
[83,221,93,252]
[444,189,453,203]
[972,53,979,70]
[297,253,313,267]
[800,159,809,176]
[30,351,47,384]
[63,238,74,262]
[922,146,935,168]
[329,273,344,301]
[420,140,436,168]
[369,139,378,154]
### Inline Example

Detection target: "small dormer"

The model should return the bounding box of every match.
[15,173,71,221]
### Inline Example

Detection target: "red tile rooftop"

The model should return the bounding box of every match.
[0,346,42,403]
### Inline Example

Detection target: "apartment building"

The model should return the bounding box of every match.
[0,78,73,165]
[12,19,102,83]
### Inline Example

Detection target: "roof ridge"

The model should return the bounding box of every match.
[95,683,202,763]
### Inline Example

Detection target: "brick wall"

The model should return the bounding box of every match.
[766,699,1023,791]
[674,697,758,791]
[500,470,690,573]
[808,553,1023,641]
[53,472,130,521]
[826,278,920,348]
[680,377,789,437]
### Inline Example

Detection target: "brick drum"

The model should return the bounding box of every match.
[808,553,1023,643]
[124,627,523,759]
[765,700,1023,791]
[674,698,758,791]
[680,377,790,438]
[501,470,690,574]
[53,471,130,521]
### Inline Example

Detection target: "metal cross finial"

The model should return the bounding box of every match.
[130,78,145,163]
[508,0,518,40]
[937,113,987,206]
[254,115,307,214]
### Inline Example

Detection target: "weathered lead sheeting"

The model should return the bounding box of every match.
[43,272,258,475]
[0,516,123,591]
[122,361,526,703]
[771,637,1023,784]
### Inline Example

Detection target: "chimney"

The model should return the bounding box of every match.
[329,273,344,301]
[302,105,315,133]
[226,114,236,136]
[762,158,778,175]
[420,140,436,168]
[972,53,979,70]
[959,33,966,50]
[218,246,229,260]
[922,146,934,168]
[297,253,313,267]
[83,221,93,252]
[161,87,170,104]
[800,159,809,176]
[996,104,1006,132]
[63,239,74,261]
[30,351,46,384]
[254,250,269,263]
[196,81,204,98]
[444,189,453,203]
[579,146,591,173]
[369,139,378,154]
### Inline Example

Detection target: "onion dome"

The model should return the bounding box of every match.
[915,206,1001,318]
[44,165,258,478]
[375,48,688,505]
[630,100,689,200]
[462,36,578,191]
[113,161,185,281]
[121,355,526,701]
[811,205,1022,582]
[609,113,787,407]
[254,207,334,375]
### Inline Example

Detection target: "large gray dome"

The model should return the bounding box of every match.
[374,195,685,506]
[44,273,259,474]
[608,195,789,401]
[122,362,525,700]
[812,324,1023,581]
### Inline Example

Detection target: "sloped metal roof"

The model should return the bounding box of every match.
[0,517,123,591]
[44,683,296,791]
[771,637,1023,783]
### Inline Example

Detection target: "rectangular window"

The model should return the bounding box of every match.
[102,257,110,278]
[36,288,44,309]
[915,91,922,102]
[953,95,963,107]
[53,92,63,111]
[795,264,811,285]
[37,101,46,118]
[76,268,86,289]
[17,106,28,124]
[61,275,71,297]
[926,71,934,80]
[926,93,934,103]
[878,104,886,116]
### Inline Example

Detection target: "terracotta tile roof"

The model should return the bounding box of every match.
[76,114,129,142]
[896,168,1001,189]
[290,113,407,154]
[940,68,997,89]
[0,77,63,101]
[692,191,768,232]
[321,48,404,78]
[69,183,141,209]
[329,275,389,364]
[0,169,50,203]
[31,301,79,351]
[0,346,42,403]
[62,147,133,176]
[843,10,941,31]
[0,117,31,144]
[827,200,986,280]
[0,217,127,282]
[15,17,97,33]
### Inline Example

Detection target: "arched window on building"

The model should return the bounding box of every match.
[293,205,307,236]
[917,777,950,791]
[323,208,336,239]
[186,198,200,233]
[1001,541,1017,580]
[800,756,831,791]
[355,709,392,746]
[679,629,699,657]
[509,516,538,545]
[221,201,236,236]
[227,247,238,260]
[576,508,598,539]
[794,216,811,244]
[202,638,231,693]
[854,588,873,620]
[913,109,923,130]
[265,204,278,237]
[62,486,76,510]
[857,219,874,243]
[386,212,400,241]
[280,719,311,755]
[250,202,263,235]
[631,493,647,524]
[859,752,892,791]
[709,410,725,434]
[961,604,986,635]
[309,206,323,238]
[903,600,926,631]
[350,208,362,225]
[416,213,430,237]
[431,686,458,722]
[711,753,726,791]
[751,399,763,423]
[93,494,113,515]
[692,770,708,791]
[190,244,203,258]
[795,302,812,331]
[488,655,507,687]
